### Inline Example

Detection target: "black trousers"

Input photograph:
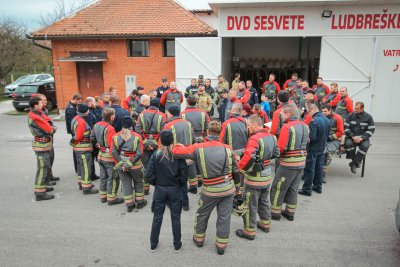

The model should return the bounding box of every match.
[150,185,182,249]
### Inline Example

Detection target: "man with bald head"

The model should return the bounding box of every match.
[160,81,184,112]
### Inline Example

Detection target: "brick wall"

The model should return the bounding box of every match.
[51,38,175,109]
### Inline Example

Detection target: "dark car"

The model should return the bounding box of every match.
[12,81,57,111]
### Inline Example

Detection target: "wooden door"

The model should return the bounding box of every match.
[77,62,104,98]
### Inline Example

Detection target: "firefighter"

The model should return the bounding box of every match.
[336,87,354,120]
[246,80,259,108]
[123,89,140,117]
[312,77,330,105]
[182,96,210,143]
[322,82,341,110]
[290,78,304,108]
[172,121,241,255]
[270,104,309,221]
[135,98,167,195]
[237,81,251,105]
[236,115,280,240]
[194,83,213,114]
[100,92,110,109]
[91,108,124,205]
[65,93,83,173]
[156,77,169,113]
[204,78,216,117]
[70,104,98,194]
[270,90,291,137]
[132,94,150,121]
[231,72,241,90]
[261,73,281,115]
[224,88,242,122]
[242,103,251,120]
[163,105,195,208]
[344,102,375,174]
[110,95,130,132]
[321,105,344,183]
[299,103,330,196]
[283,73,298,91]
[86,96,101,181]
[217,75,229,93]
[112,116,147,212]
[160,81,184,112]
[185,78,199,98]
[28,96,57,201]
[251,104,269,124]
[218,89,229,123]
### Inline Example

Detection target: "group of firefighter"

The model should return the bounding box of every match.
[27,72,375,255]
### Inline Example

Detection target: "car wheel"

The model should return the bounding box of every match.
[46,100,54,111]
[15,107,25,112]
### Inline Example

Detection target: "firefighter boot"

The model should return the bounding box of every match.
[136,199,148,209]
[83,188,99,195]
[281,210,294,221]
[236,229,255,240]
[192,236,204,247]
[36,194,55,201]
[127,203,136,213]
[46,187,54,192]
[50,176,60,181]
[108,198,124,206]
[47,181,56,186]
[349,162,357,174]
[216,247,225,255]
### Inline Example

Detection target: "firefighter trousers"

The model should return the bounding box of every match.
[99,161,119,201]
[324,140,340,175]
[193,194,234,250]
[344,137,369,166]
[242,185,271,236]
[188,162,198,190]
[34,151,51,195]
[117,168,144,207]
[270,166,303,219]
[75,151,93,191]
[47,146,55,179]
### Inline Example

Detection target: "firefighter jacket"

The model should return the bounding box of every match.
[239,129,280,189]
[322,91,341,108]
[181,106,210,138]
[194,91,213,113]
[336,96,353,119]
[70,115,93,152]
[132,104,147,121]
[65,101,77,135]
[252,110,269,124]
[308,112,331,152]
[160,89,183,111]
[313,84,330,103]
[205,86,216,100]
[278,117,309,169]
[224,97,242,122]
[283,79,297,90]
[237,88,251,105]
[344,111,375,141]
[90,121,116,162]
[111,131,143,170]
[217,80,229,92]
[163,116,194,145]
[135,107,166,140]
[270,101,290,136]
[262,81,281,100]
[172,135,241,198]
[248,87,259,107]
[220,114,248,152]
[123,95,140,115]
[28,109,54,152]
[185,85,199,97]
[100,101,110,109]
[110,104,130,133]
[232,79,240,90]
[326,113,344,141]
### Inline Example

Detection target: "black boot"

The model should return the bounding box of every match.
[216,247,225,255]
[100,198,107,203]
[192,236,203,247]
[298,189,312,196]
[36,194,55,201]
[144,190,149,196]
[91,174,100,181]
[136,200,148,209]
[281,211,294,221]
[108,198,124,205]
[127,204,136,212]
[188,188,198,194]
[349,162,357,174]
[83,188,99,195]
[50,176,60,181]
[46,187,54,192]
[47,181,56,186]
[256,221,270,233]
[235,229,255,240]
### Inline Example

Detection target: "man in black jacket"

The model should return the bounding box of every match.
[246,80,259,107]
[65,93,82,173]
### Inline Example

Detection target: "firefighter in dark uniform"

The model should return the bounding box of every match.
[217,89,229,123]
[172,121,241,255]
[28,96,57,201]
[65,93,82,173]
[91,108,123,205]
[160,81,183,112]
[283,73,298,91]
[344,101,375,174]
[86,96,100,181]
[270,104,309,221]
[123,89,140,117]
[336,87,354,120]
[112,116,147,212]
[156,77,170,113]
[312,77,330,106]
[70,104,98,194]
[135,98,167,195]
[322,82,341,111]
[261,73,281,117]
[181,96,211,189]
[236,115,280,240]
[163,105,195,209]
[270,90,291,137]
[110,95,130,132]
[289,78,304,108]
[204,78,216,117]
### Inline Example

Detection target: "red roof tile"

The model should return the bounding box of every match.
[31,0,216,39]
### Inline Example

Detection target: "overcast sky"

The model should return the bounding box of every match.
[0,0,211,31]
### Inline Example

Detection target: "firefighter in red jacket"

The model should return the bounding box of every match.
[236,115,280,240]
[160,81,183,112]
[283,73,298,91]
[270,90,291,137]
[28,96,57,201]
[251,104,269,124]
[237,81,251,105]
[262,73,281,115]
[123,89,140,117]
[336,87,354,119]
[322,82,341,110]
[70,104,98,194]
[223,88,242,122]
[172,121,241,255]
[321,105,344,182]
[91,108,123,204]
[312,77,330,105]
[270,104,309,221]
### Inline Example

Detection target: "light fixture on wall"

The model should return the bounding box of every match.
[322,10,333,18]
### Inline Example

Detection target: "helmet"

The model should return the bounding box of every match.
[232,194,248,217]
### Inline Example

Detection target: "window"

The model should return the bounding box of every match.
[128,40,149,57]
[163,39,175,57]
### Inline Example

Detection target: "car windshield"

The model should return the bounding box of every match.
[15,85,38,94]
[14,76,35,84]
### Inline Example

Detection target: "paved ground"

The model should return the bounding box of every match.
[0,104,399,267]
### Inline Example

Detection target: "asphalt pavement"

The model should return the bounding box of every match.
[0,103,399,267]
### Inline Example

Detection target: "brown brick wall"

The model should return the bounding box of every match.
[51,38,175,109]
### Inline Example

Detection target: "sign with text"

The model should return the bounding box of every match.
[219,5,400,37]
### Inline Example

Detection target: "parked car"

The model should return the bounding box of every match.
[4,74,54,97]
[396,189,400,233]
[12,81,57,111]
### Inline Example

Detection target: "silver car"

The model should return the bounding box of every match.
[4,74,54,96]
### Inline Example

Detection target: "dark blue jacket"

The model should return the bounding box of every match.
[248,87,259,107]
[218,98,228,123]
[111,104,130,132]
[308,111,330,152]
[93,107,103,122]
[65,101,77,135]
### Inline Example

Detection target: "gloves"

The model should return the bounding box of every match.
[69,138,76,146]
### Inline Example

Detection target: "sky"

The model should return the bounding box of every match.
[0,0,211,31]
